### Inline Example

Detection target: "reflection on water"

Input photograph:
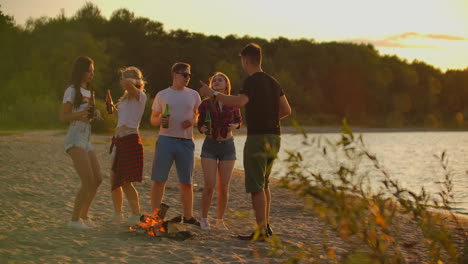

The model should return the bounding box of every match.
[195,132,468,215]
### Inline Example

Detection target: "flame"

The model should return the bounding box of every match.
[129,209,166,237]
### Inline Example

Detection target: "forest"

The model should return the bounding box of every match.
[0,3,467,130]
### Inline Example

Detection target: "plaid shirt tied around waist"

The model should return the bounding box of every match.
[110,133,143,190]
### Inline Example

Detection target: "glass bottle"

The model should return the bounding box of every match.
[162,104,170,128]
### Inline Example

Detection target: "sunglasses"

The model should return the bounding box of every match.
[176,72,192,79]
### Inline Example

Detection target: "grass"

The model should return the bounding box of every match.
[0,131,23,136]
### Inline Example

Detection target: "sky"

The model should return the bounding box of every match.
[2,0,468,71]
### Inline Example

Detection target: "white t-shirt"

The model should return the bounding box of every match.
[62,86,91,113]
[116,90,147,129]
[152,87,201,139]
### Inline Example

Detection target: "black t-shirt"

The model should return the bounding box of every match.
[239,72,285,135]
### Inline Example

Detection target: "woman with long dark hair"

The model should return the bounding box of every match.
[60,56,102,229]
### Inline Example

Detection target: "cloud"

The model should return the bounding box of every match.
[344,32,468,48]
[425,34,467,41]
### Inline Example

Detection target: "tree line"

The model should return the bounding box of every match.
[0,3,467,130]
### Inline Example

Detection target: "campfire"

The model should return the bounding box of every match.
[128,203,194,241]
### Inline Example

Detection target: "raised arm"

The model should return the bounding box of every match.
[199,80,249,108]
[122,79,142,101]
[216,93,249,108]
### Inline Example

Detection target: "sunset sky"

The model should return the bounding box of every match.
[2,0,467,71]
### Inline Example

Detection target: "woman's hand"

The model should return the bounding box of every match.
[121,78,135,90]
[199,125,208,133]
[94,109,104,120]
[76,107,91,123]
[228,123,239,132]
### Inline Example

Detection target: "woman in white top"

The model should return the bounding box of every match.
[60,56,103,229]
[108,67,147,224]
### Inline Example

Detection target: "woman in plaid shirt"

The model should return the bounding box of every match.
[197,72,242,230]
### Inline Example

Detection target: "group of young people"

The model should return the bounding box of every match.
[60,43,291,240]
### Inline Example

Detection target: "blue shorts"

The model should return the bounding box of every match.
[200,137,236,161]
[151,135,195,184]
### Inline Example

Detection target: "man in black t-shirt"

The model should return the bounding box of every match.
[199,43,291,241]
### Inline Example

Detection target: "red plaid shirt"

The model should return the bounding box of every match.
[111,133,143,190]
[197,99,242,139]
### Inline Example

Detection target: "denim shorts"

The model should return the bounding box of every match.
[64,121,93,152]
[151,135,195,184]
[200,137,236,161]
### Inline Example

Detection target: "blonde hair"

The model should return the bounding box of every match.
[209,72,231,95]
[118,66,145,103]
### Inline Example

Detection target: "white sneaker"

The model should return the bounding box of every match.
[127,214,141,225]
[68,219,92,230]
[112,212,124,223]
[82,218,97,228]
[200,218,211,230]
[214,219,228,230]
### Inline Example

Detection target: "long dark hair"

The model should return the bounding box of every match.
[70,56,94,108]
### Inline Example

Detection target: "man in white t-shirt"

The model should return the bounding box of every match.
[150,62,202,226]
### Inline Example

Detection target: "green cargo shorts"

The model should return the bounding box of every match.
[243,134,281,193]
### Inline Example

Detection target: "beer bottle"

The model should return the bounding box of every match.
[105,89,113,114]
[88,90,96,120]
[205,110,212,135]
[162,104,170,128]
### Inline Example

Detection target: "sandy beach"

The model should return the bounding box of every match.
[0,130,466,263]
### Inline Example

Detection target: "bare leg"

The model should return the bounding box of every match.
[79,150,102,219]
[201,158,218,218]
[111,169,123,214]
[264,188,271,225]
[217,160,235,219]
[122,183,140,215]
[151,181,166,214]
[112,187,123,213]
[67,147,94,221]
[251,190,267,229]
[180,182,193,219]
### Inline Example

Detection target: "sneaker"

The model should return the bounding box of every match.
[183,217,201,226]
[237,229,269,242]
[214,219,228,230]
[68,219,91,230]
[81,218,97,228]
[127,214,141,225]
[169,215,182,223]
[200,218,211,230]
[267,224,273,236]
[112,212,124,223]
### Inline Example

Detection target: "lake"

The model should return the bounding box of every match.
[195,131,468,215]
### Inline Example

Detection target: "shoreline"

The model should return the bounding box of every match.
[280,125,468,134]
[1,124,467,136]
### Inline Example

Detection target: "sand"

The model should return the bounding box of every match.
[0,130,466,263]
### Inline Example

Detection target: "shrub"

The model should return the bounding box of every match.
[273,119,466,263]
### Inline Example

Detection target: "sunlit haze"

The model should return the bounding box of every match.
[2,0,467,71]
